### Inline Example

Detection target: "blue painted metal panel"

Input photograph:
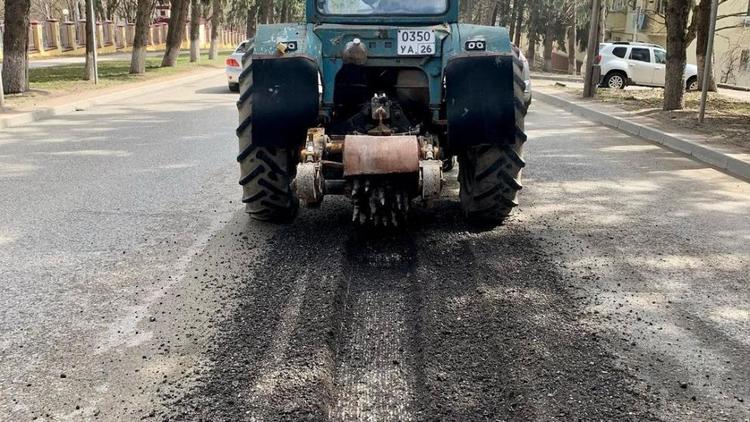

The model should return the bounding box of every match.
[249,1,514,128]
[306,0,459,24]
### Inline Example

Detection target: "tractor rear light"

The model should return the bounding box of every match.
[226,58,241,68]
[594,54,602,64]
[465,40,486,51]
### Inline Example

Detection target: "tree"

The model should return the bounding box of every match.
[83,0,96,80]
[162,0,190,67]
[257,0,272,24]
[567,24,576,74]
[663,0,693,110]
[129,0,153,74]
[208,0,222,59]
[3,0,32,94]
[246,4,258,38]
[689,0,748,91]
[118,0,141,22]
[512,0,524,45]
[526,0,540,68]
[189,0,201,62]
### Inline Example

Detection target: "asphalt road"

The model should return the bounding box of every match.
[1,72,748,421]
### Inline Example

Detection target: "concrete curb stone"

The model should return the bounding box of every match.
[0,69,223,131]
[533,89,750,182]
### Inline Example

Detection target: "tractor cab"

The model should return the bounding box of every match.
[308,0,458,25]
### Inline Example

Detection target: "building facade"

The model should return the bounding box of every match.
[605,0,750,86]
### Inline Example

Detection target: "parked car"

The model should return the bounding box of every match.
[514,46,533,112]
[226,39,254,92]
[591,42,698,91]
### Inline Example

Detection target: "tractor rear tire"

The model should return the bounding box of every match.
[236,52,298,223]
[238,147,299,222]
[457,49,527,227]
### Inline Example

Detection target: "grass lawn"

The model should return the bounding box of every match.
[593,88,750,116]
[29,50,231,92]
[565,86,750,151]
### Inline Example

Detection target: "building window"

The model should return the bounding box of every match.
[611,0,627,12]
[741,49,750,71]
[657,0,667,14]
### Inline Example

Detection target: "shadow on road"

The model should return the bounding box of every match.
[164,196,659,421]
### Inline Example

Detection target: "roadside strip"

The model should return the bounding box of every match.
[0,68,224,131]
[533,89,750,182]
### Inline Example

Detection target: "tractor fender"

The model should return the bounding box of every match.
[239,55,320,148]
[444,52,517,149]
[240,23,323,149]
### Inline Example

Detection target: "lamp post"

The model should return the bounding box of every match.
[88,0,99,84]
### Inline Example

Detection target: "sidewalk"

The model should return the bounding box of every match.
[532,81,750,181]
[530,71,750,102]
[0,67,224,130]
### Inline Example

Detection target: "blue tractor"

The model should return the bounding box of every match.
[237,0,527,227]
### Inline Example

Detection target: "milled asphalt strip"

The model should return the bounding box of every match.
[533,89,750,182]
[0,68,224,130]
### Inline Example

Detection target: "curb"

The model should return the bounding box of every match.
[0,68,223,131]
[531,74,583,83]
[533,90,750,182]
[717,83,750,92]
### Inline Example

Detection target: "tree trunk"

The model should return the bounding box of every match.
[509,0,519,40]
[162,0,189,67]
[279,0,291,23]
[526,2,539,67]
[499,0,511,26]
[695,0,717,91]
[513,1,523,46]
[663,0,692,110]
[246,5,258,39]
[542,28,554,72]
[189,0,200,62]
[568,25,576,74]
[83,0,96,80]
[208,0,221,60]
[129,0,152,74]
[527,33,537,68]
[2,0,31,94]
[258,0,272,24]
[490,2,499,26]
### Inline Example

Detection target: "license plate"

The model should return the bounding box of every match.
[397,30,435,56]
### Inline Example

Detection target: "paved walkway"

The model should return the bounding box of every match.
[533,80,750,180]
[29,51,166,69]
[531,72,750,102]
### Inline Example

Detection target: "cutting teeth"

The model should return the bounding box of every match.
[350,178,411,226]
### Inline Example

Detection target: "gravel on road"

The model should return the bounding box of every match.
[1,79,748,421]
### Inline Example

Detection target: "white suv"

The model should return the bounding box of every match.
[594,42,699,91]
